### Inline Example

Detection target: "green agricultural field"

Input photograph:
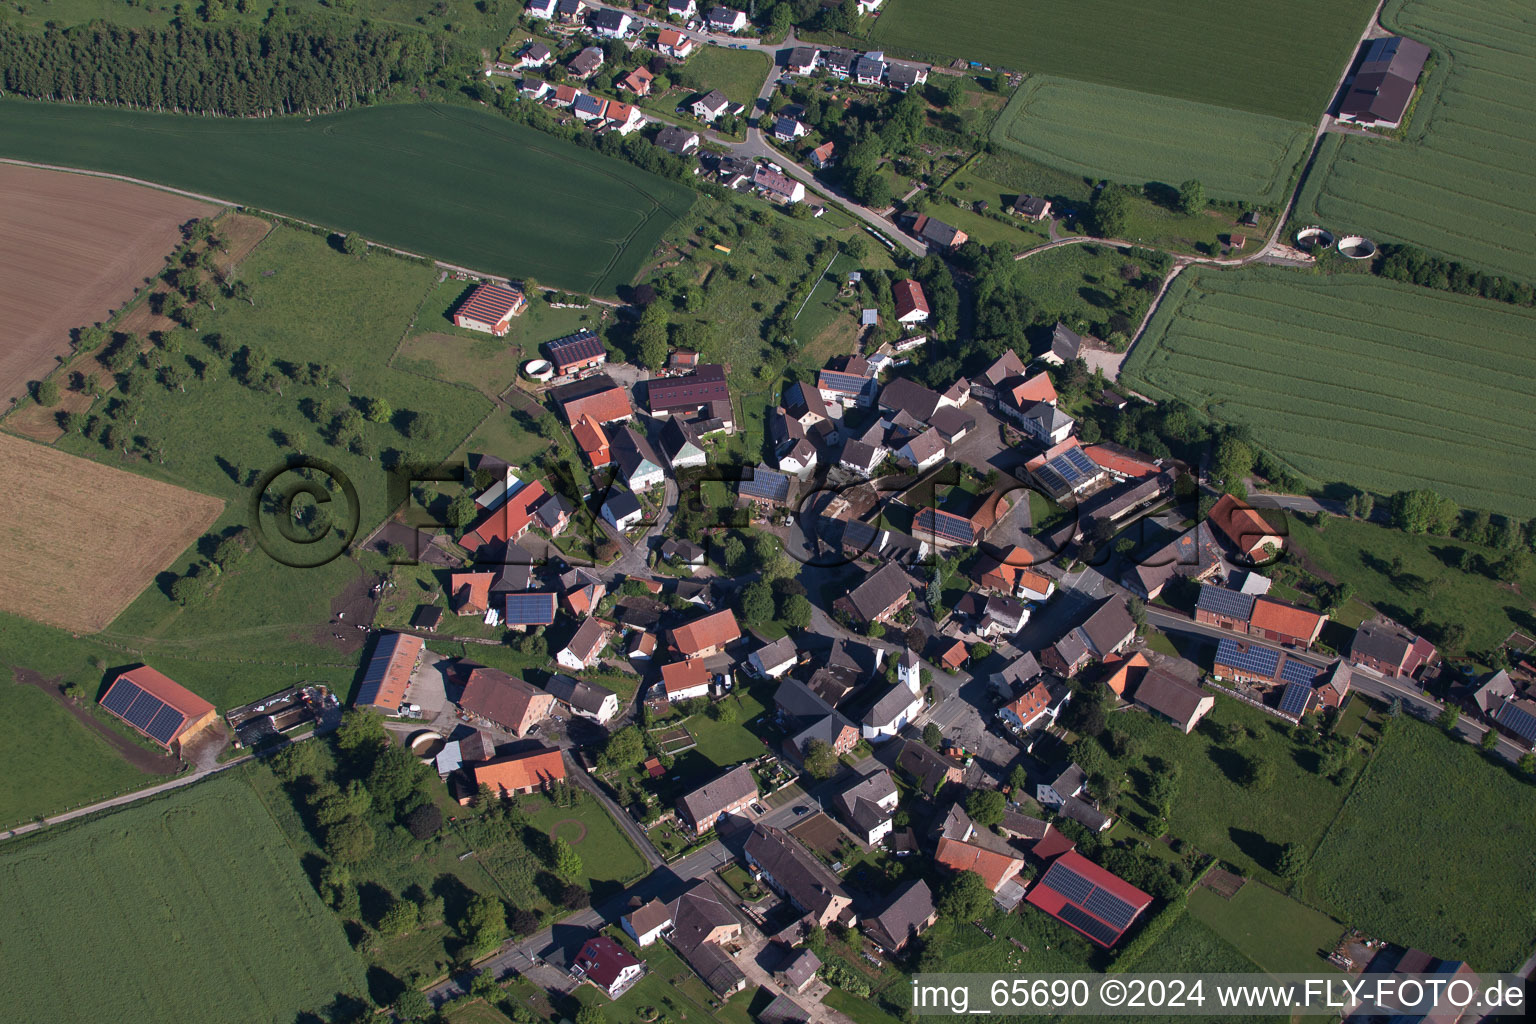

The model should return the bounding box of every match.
[1122,268,1536,517]
[1286,516,1536,656]
[994,76,1313,204]
[872,0,1376,122]
[1012,242,1163,347]
[1307,716,1536,970]
[1298,0,1536,278]
[0,99,694,294]
[686,45,772,109]
[0,771,367,1024]
[1188,883,1345,974]
[0,670,162,826]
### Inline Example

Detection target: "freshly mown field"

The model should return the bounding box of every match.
[1122,268,1536,517]
[1299,0,1536,279]
[0,100,694,294]
[872,0,1375,122]
[0,771,368,1024]
[0,433,223,632]
[994,76,1313,204]
[1307,716,1536,971]
[0,163,215,406]
[1187,883,1345,974]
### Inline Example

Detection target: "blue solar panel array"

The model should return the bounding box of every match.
[1215,638,1280,678]
[1061,445,1097,477]
[1278,680,1313,717]
[99,677,187,745]
[1196,584,1256,620]
[504,592,556,625]
[915,508,974,544]
[1083,886,1138,930]
[1496,701,1536,743]
[1057,903,1122,947]
[740,466,791,503]
[1278,657,1318,687]
[1040,860,1094,904]
[819,371,866,394]
[357,632,407,706]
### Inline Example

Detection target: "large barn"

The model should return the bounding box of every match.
[1025,850,1151,948]
[355,631,426,712]
[452,282,527,336]
[98,665,219,752]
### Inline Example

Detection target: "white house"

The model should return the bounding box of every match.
[661,658,711,701]
[589,8,633,38]
[666,0,697,18]
[773,117,807,142]
[861,683,923,741]
[602,490,643,531]
[776,438,817,476]
[705,6,748,32]
[898,649,922,691]
[691,89,730,121]
[832,768,899,845]
[855,0,883,12]
[556,617,610,672]
[1020,401,1075,446]
[605,102,646,135]
[547,673,621,724]
[749,636,798,679]
[898,428,946,471]
[623,899,674,947]
[525,0,557,18]
[657,28,697,60]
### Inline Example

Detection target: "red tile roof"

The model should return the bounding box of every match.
[940,640,967,670]
[657,27,690,48]
[573,936,641,990]
[661,658,710,694]
[560,384,633,426]
[1209,493,1284,556]
[1025,850,1150,948]
[449,571,495,615]
[1249,597,1325,642]
[460,481,547,552]
[935,835,1021,892]
[473,747,566,794]
[669,608,741,656]
[892,279,929,320]
[1082,444,1159,478]
[572,414,611,463]
[1009,372,1057,407]
[1004,681,1051,726]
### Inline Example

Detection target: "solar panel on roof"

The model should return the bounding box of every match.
[101,680,140,716]
[1041,860,1095,904]
[1056,902,1122,947]
[1216,639,1280,678]
[124,689,164,729]
[1279,658,1317,687]
[505,592,556,624]
[1082,887,1139,930]
[1062,446,1097,477]
[819,371,866,393]
[1197,585,1256,620]
[145,704,186,744]
[1035,466,1071,493]
[1045,452,1088,486]
[1496,702,1536,742]
[916,508,974,543]
[1278,680,1312,716]
[740,469,791,502]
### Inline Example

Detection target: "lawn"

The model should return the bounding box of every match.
[1012,242,1164,349]
[871,0,1376,122]
[0,670,170,828]
[522,795,649,891]
[1286,515,1536,656]
[0,99,695,295]
[1187,882,1345,974]
[687,45,772,110]
[1097,696,1356,885]
[993,76,1313,205]
[1296,0,1536,279]
[0,770,367,1023]
[684,685,771,767]
[1306,715,1536,970]
[596,934,760,1024]
[1122,267,1536,517]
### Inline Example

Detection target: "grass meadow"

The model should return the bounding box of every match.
[1122,268,1536,516]
[1012,242,1162,344]
[1306,716,1536,970]
[1187,883,1345,974]
[871,0,1375,122]
[1097,696,1357,886]
[1299,0,1536,279]
[0,771,367,1024]
[0,99,695,295]
[994,76,1313,204]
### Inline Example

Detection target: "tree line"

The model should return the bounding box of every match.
[0,20,451,115]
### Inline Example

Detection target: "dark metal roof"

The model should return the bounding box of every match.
[1196,584,1256,620]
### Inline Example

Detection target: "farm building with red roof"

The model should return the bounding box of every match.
[470,746,566,798]
[1025,850,1151,947]
[98,665,219,752]
[544,329,607,376]
[459,480,548,552]
[355,632,426,712]
[553,375,634,426]
[572,414,612,467]
[1208,493,1285,561]
[452,283,526,336]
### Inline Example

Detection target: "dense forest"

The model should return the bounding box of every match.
[0,21,455,115]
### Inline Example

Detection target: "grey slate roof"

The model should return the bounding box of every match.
[1051,322,1083,361]
[677,763,758,828]
[545,673,616,715]
[842,562,915,622]
[863,879,935,950]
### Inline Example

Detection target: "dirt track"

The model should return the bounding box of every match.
[12,667,181,776]
[0,163,216,407]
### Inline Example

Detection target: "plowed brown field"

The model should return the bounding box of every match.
[0,433,223,632]
[0,164,216,407]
